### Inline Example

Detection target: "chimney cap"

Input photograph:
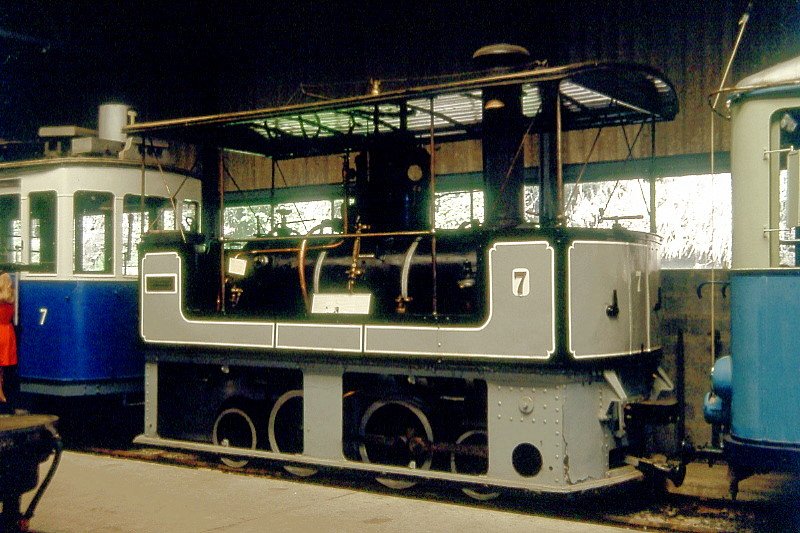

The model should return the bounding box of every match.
[472,43,530,68]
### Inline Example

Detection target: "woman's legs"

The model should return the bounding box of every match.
[0,366,6,403]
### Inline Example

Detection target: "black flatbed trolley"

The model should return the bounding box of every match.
[0,415,61,533]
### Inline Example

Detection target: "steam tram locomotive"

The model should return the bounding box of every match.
[130,51,686,495]
[0,105,201,400]
[704,56,800,497]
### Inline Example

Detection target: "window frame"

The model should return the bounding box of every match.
[0,194,21,265]
[28,190,58,274]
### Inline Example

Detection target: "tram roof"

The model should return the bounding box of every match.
[125,60,678,159]
[736,55,800,90]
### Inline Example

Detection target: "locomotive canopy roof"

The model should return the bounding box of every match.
[126,61,678,160]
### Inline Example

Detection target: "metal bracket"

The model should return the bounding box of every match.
[763,146,795,159]
[650,366,675,401]
[602,370,628,437]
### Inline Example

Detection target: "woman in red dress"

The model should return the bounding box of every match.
[0,272,17,405]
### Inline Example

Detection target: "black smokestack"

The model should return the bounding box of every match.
[473,44,529,229]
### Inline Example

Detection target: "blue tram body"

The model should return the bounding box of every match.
[17,280,140,396]
[706,271,800,476]
[729,272,800,448]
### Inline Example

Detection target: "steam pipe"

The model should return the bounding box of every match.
[218,151,226,313]
[226,229,433,245]
[401,237,422,301]
[555,90,564,225]
[539,81,561,227]
[313,250,327,293]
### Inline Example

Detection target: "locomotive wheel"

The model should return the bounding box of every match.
[268,390,317,477]
[212,407,257,468]
[358,399,434,490]
[450,430,499,501]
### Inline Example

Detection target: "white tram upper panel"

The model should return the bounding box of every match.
[0,107,202,282]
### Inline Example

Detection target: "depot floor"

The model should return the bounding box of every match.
[21,451,631,533]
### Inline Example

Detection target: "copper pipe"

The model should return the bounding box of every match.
[227,229,433,245]
[233,240,345,257]
[298,238,310,312]
[139,142,146,239]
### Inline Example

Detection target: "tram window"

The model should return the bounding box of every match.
[778,109,800,266]
[122,195,173,276]
[0,195,21,264]
[29,191,57,272]
[74,191,113,274]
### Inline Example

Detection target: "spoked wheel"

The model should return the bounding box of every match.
[268,390,317,477]
[212,407,257,468]
[450,429,499,501]
[358,399,434,490]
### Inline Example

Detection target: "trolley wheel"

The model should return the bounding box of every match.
[358,399,433,490]
[268,390,317,477]
[212,407,257,469]
[450,429,499,501]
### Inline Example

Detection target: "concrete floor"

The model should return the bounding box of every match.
[21,452,633,533]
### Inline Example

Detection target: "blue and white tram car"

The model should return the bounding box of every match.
[704,56,800,497]
[0,106,201,399]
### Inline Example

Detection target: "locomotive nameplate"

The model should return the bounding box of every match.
[227,257,248,277]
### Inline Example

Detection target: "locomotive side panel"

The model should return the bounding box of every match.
[568,241,653,359]
[141,239,555,362]
[364,240,555,360]
[142,252,274,349]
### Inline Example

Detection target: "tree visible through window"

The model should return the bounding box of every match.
[74,191,113,273]
[222,173,735,268]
